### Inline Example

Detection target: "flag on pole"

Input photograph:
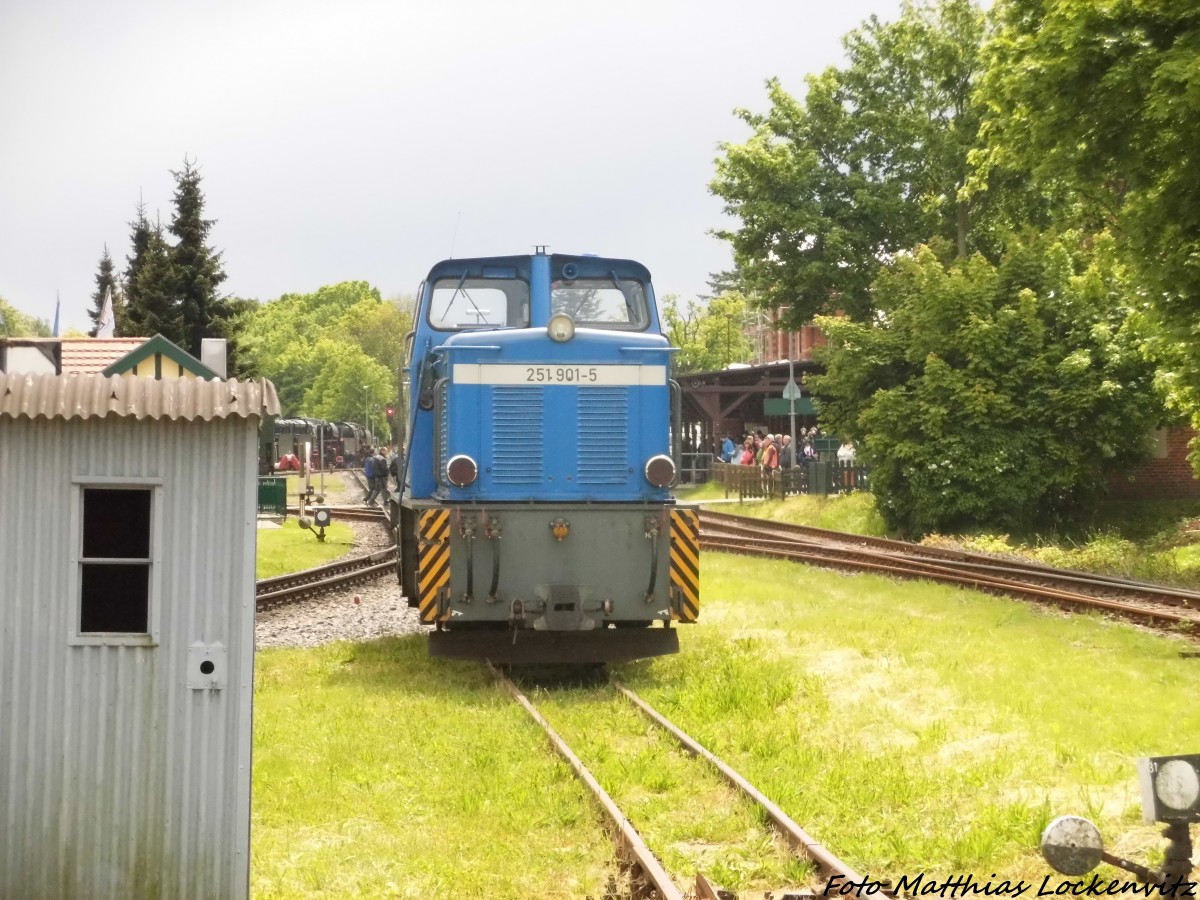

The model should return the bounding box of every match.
[96,286,115,338]
[53,293,60,337]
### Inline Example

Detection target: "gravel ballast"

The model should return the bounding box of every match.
[255,473,423,649]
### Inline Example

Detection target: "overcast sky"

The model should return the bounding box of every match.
[1,0,901,333]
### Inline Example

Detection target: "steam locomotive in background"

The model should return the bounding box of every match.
[270,418,368,470]
[391,249,700,663]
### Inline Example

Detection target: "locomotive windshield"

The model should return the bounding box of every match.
[429,276,530,331]
[551,277,649,330]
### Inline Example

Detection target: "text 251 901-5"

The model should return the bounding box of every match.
[525,366,599,383]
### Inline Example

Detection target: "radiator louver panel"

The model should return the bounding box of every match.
[578,388,628,484]
[492,387,544,483]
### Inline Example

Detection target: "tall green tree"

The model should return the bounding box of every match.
[129,220,184,343]
[236,282,410,415]
[123,200,164,337]
[813,232,1164,536]
[87,244,124,336]
[302,338,395,436]
[331,294,413,375]
[976,0,1200,448]
[217,296,259,379]
[0,296,51,337]
[239,281,380,377]
[662,293,756,373]
[710,0,1037,327]
[169,157,229,356]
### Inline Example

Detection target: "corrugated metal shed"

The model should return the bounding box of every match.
[0,372,281,420]
[1,373,273,898]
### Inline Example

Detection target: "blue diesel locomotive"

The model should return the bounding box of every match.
[393,249,700,663]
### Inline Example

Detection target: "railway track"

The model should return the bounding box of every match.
[255,543,398,610]
[493,665,873,900]
[699,510,1200,634]
[253,467,398,610]
[285,504,388,522]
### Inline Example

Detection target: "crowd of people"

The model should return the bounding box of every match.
[719,427,851,472]
[716,428,860,492]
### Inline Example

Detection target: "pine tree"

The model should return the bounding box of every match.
[88,244,123,336]
[122,199,158,337]
[168,157,228,356]
[132,219,185,344]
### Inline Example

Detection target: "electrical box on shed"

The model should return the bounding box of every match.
[188,642,228,691]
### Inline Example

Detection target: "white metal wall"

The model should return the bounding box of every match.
[0,415,257,899]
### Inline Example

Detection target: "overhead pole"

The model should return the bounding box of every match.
[783,359,801,470]
[362,383,371,446]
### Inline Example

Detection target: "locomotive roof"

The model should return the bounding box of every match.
[425,252,653,283]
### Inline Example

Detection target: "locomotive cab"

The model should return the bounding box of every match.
[397,250,699,664]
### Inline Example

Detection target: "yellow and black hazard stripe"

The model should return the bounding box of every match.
[668,508,700,622]
[417,509,451,623]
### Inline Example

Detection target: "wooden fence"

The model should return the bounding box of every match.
[711,461,870,501]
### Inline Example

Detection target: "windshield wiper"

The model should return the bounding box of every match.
[439,272,489,325]
[439,272,469,322]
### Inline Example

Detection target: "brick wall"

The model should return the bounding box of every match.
[1108,427,1200,499]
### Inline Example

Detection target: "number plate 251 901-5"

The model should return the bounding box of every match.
[452,364,667,386]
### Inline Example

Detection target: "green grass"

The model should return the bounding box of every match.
[704,491,889,537]
[282,472,351,504]
[256,520,358,579]
[250,499,1199,895]
[675,480,726,503]
[611,552,1199,883]
[926,510,1200,588]
[252,639,612,899]
[251,555,1197,894]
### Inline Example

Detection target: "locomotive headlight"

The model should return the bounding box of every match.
[644,455,676,488]
[547,314,575,342]
[446,454,479,487]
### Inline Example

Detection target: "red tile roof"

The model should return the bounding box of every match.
[59,338,148,375]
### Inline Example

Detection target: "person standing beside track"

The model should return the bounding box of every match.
[362,446,377,503]
[738,436,756,465]
[365,446,388,505]
[761,435,778,472]
[387,445,401,492]
[721,434,736,463]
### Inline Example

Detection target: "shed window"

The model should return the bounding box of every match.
[80,488,152,633]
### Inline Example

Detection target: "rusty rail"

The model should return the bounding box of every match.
[616,682,877,897]
[255,546,397,610]
[701,510,1200,607]
[490,665,685,900]
[493,663,878,898]
[700,513,1200,634]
